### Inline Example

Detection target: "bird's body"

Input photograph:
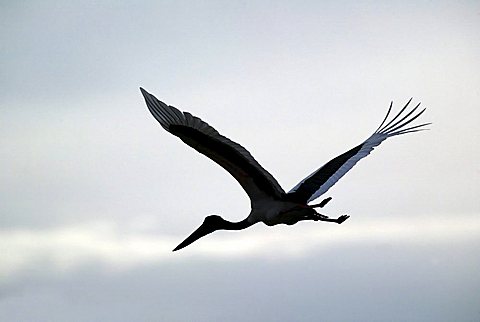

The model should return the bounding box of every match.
[250,199,302,226]
[140,88,430,251]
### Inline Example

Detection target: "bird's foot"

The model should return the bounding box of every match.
[318,197,332,208]
[309,197,333,209]
[336,215,350,224]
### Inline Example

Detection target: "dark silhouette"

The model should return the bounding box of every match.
[140,88,430,251]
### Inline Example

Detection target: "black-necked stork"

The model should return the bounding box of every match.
[140,88,430,251]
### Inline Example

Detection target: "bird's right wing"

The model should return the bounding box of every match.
[141,88,286,202]
[286,99,430,204]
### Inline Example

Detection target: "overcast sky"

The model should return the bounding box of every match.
[1,1,479,321]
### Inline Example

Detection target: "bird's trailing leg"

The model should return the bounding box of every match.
[309,197,332,209]
[334,214,350,224]
[305,197,349,223]
[306,210,350,224]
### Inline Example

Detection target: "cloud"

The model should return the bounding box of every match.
[1,217,479,322]
[1,1,479,320]
[2,215,478,279]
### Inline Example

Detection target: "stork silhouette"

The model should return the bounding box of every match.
[140,88,430,251]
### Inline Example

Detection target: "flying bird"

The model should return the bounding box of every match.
[140,88,430,251]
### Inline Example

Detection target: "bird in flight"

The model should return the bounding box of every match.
[140,88,430,251]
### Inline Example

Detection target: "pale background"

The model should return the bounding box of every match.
[1,1,479,321]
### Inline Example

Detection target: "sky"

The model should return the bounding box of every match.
[1,1,479,321]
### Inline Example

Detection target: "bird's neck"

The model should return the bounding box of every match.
[220,218,253,231]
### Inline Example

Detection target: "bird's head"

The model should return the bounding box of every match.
[173,215,226,252]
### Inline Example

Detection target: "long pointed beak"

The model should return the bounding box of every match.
[173,222,216,252]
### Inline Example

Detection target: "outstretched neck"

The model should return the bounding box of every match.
[220,218,253,231]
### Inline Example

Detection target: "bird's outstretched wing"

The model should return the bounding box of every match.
[287,99,430,204]
[141,88,285,201]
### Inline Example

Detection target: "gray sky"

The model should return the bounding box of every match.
[1,1,479,321]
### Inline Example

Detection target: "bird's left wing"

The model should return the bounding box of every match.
[287,99,430,204]
[141,88,285,201]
